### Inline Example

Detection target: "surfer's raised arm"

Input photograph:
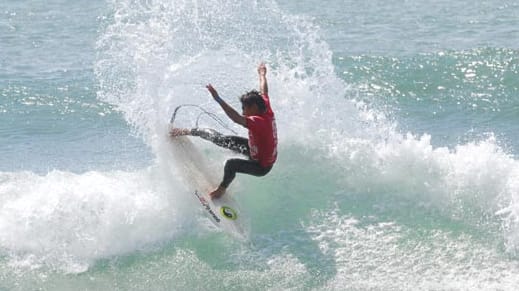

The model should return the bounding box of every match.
[206,84,247,127]
[258,63,268,95]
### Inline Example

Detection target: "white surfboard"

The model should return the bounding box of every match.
[169,135,248,240]
[192,189,246,238]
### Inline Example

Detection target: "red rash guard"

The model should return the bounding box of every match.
[245,94,278,168]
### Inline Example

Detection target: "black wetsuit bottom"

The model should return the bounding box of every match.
[191,128,273,188]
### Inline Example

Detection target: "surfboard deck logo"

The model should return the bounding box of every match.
[194,190,220,223]
[193,190,240,224]
[220,206,238,220]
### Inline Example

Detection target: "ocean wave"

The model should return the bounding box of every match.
[0,168,191,273]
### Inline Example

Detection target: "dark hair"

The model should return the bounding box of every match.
[239,90,266,112]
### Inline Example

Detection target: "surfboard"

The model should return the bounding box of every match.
[192,189,246,238]
[168,135,248,240]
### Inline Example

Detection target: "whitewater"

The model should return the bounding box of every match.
[1,0,519,289]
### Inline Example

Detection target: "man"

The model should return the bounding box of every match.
[170,63,277,199]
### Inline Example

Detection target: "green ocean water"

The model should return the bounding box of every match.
[1,0,519,290]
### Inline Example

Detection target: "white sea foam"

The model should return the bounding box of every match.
[306,208,519,290]
[317,128,519,254]
[0,168,193,273]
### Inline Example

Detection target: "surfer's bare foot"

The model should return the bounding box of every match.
[209,186,226,199]
[169,128,191,137]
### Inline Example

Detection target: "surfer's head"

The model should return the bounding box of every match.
[240,90,266,116]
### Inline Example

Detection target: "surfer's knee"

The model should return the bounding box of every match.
[221,159,240,188]
[223,159,242,179]
[224,158,240,172]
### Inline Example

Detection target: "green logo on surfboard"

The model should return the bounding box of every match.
[220,206,238,220]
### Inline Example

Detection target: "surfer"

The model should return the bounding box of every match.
[170,63,277,199]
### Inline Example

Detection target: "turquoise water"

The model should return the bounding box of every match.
[1,0,519,289]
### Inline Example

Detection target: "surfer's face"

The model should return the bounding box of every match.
[242,104,259,116]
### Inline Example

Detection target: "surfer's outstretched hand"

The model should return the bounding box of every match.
[258,62,267,76]
[206,84,220,101]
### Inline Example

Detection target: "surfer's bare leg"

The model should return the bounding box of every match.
[169,128,191,136]
[209,185,226,199]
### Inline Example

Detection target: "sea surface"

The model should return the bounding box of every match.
[1,0,519,290]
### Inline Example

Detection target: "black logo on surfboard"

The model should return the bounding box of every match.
[194,190,220,223]
[220,206,237,220]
